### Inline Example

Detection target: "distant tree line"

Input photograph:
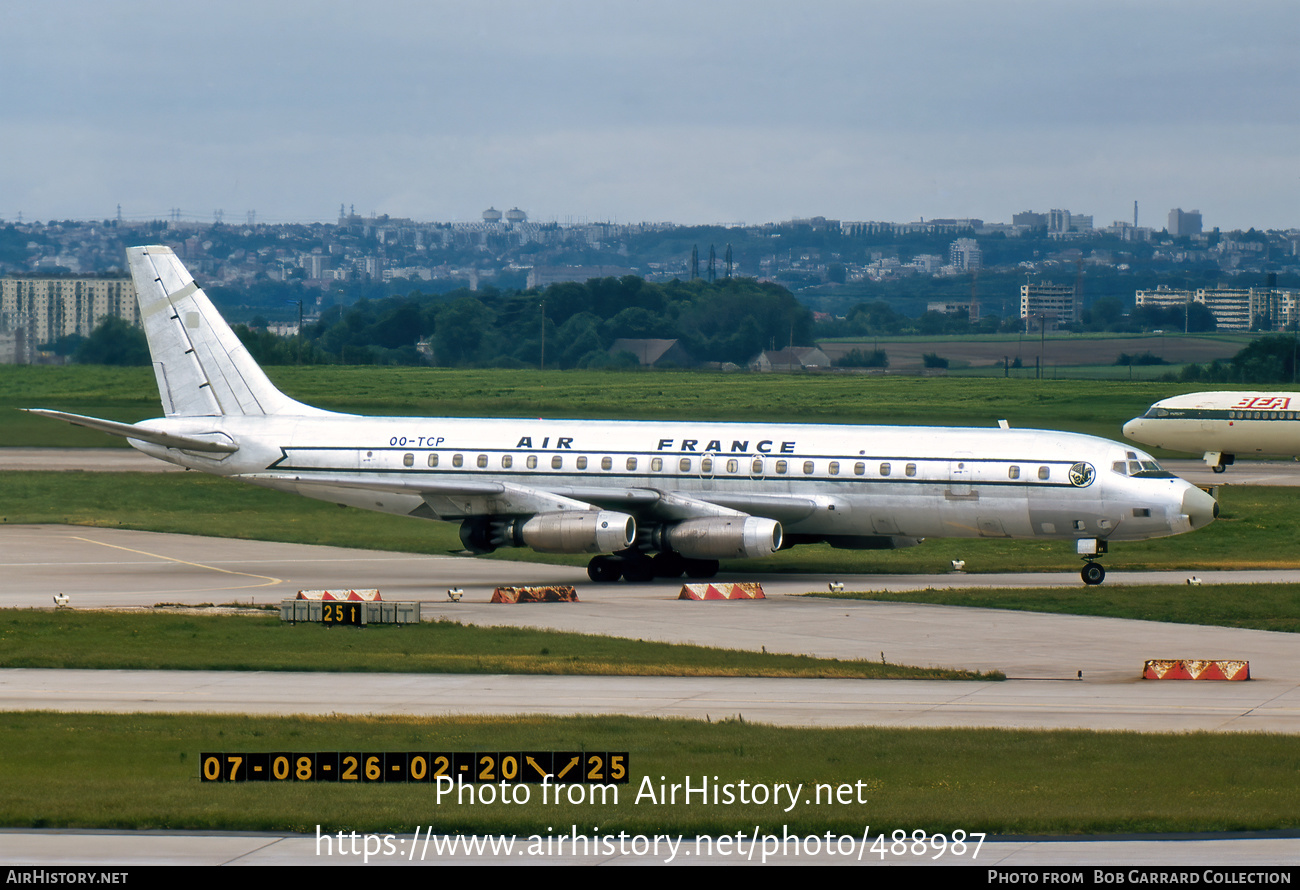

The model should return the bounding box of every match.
[1176,336,1300,384]
[256,276,813,368]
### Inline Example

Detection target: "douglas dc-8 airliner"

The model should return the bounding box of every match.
[28,246,1217,586]
[1125,391,1300,473]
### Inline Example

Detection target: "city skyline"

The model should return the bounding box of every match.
[4,1,1298,230]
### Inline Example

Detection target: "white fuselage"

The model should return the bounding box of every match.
[1124,391,1300,459]
[131,413,1214,545]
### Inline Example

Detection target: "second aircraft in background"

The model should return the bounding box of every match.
[1124,391,1300,472]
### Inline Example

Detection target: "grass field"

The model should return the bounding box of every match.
[0,361,1262,448]
[818,332,1251,375]
[5,713,1297,836]
[0,611,993,680]
[818,584,1300,634]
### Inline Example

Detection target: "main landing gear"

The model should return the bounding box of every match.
[586,550,719,583]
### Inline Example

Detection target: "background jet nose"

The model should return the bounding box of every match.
[1181,485,1218,529]
[1122,418,1142,439]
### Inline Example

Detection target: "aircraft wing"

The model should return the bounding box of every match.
[549,486,822,524]
[238,472,611,518]
[237,471,821,523]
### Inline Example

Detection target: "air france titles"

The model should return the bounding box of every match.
[655,438,796,454]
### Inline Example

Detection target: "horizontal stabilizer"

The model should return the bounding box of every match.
[22,409,238,454]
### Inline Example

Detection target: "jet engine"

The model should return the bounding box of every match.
[658,516,783,560]
[460,511,637,554]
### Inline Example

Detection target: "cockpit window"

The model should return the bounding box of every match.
[1130,460,1175,478]
[1112,454,1176,478]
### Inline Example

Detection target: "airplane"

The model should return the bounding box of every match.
[1124,391,1300,473]
[27,246,1218,587]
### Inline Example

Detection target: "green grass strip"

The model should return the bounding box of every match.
[2,713,1296,836]
[0,611,993,680]
[817,584,1300,634]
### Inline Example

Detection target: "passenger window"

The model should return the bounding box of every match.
[828,461,840,476]
[880,463,891,476]
[526,455,537,469]
[627,457,638,471]
[428,454,439,468]
[701,458,713,473]
[551,456,563,469]
[601,456,612,470]
[1008,465,1020,479]
[854,462,865,475]
[452,454,463,468]
[727,459,738,473]
[501,455,512,469]
[651,458,663,472]
[1038,466,1050,480]
[905,463,916,477]
[403,453,414,468]
[476,454,488,468]
[803,461,814,475]
[679,458,691,472]
[576,456,588,470]
[752,459,763,474]
[775,460,787,474]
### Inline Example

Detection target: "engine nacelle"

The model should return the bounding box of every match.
[512,511,637,554]
[662,517,783,560]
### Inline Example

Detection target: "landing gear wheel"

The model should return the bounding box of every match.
[587,555,622,583]
[651,552,687,579]
[1081,562,1106,586]
[1212,464,1226,474]
[620,557,655,583]
[683,558,720,579]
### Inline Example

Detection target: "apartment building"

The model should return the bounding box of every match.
[0,275,138,362]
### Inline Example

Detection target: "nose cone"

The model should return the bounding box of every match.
[1181,485,1219,530]
[1122,417,1144,441]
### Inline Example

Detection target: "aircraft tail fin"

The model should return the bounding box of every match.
[127,245,329,417]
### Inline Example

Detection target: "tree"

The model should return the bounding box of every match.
[72,317,150,366]
[833,348,888,369]
[433,297,497,366]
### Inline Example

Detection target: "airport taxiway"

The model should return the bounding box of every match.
[7,524,1300,682]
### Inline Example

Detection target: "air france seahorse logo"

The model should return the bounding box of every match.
[1069,462,1096,487]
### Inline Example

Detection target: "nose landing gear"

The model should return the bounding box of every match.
[1204,451,1234,474]
[1078,538,1108,586]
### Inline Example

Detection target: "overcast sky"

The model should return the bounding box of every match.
[3,1,1297,230]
